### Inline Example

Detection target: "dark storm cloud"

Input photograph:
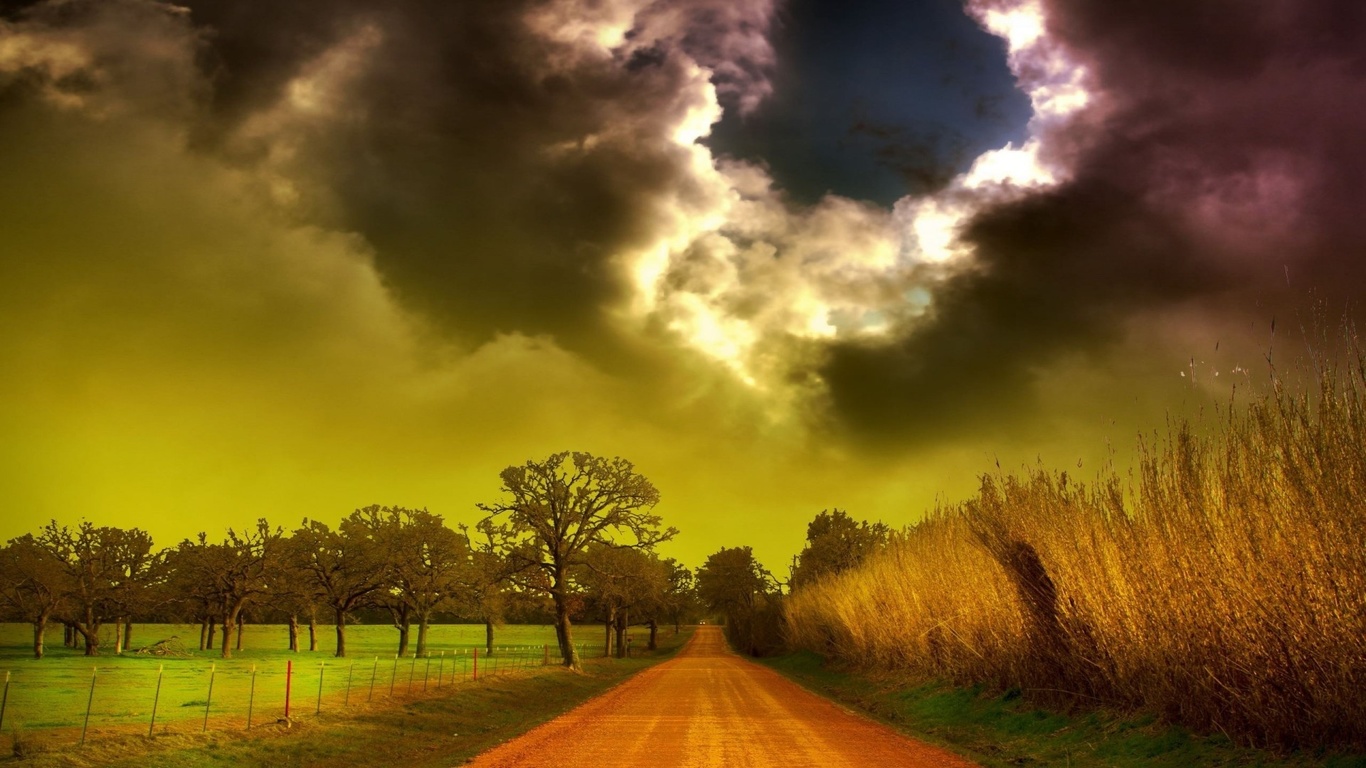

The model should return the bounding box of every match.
[175,0,769,358]
[820,0,1366,444]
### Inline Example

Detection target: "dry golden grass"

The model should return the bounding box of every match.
[785,350,1366,750]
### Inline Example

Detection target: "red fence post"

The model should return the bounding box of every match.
[472,647,479,681]
[284,659,293,719]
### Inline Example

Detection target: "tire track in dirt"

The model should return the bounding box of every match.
[465,625,978,767]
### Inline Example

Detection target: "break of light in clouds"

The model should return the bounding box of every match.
[2,0,1364,569]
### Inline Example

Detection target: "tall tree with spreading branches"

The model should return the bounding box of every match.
[477,451,675,670]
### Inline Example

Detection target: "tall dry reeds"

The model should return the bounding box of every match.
[785,351,1366,750]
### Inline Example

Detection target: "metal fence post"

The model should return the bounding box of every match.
[316,662,325,715]
[148,664,163,738]
[368,656,379,702]
[203,663,216,732]
[247,665,257,730]
[80,667,97,746]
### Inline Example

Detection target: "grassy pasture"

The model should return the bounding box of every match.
[1,626,695,767]
[0,622,608,738]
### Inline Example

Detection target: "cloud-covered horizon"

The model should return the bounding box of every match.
[1,0,1362,567]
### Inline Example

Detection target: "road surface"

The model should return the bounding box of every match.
[466,625,978,767]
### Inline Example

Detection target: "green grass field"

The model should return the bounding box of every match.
[0,622,614,738]
[1,625,695,767]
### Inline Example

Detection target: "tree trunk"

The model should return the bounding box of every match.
[82,608,100,656]
[648,619,658,651]
[615,609,628,659]
[32,613,49,659]
[236,614,245,651]
[551,572,580,670]
[199,618,208,651]
[207,616,217,651]
[64,623,73,648]
[288,614,299,651]
[415,616,429,658]
[124,619,133,649]
[80,626,99,656]
[114,616,124,655]
[309,614,318,651]
[221,608,237,659]
[334,607,347,658]
[485,619,494,655]
[396,623,410,658]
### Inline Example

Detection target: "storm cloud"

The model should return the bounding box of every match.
[818,0,1366,443]
[2,0,1363,565]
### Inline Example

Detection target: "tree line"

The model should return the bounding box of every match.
[693,508,890,656]
[0,452,705,669]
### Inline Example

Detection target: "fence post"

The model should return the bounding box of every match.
[344,661,355,706]
[247,665,257,730]
[316,662,325,716]
[285,659,293,720]
[472,647,479,681]
[203,663,216,733]
[407,653,417,695]
[389,654,398,697]
[423,653,432,692]
[437,652,445,689]
[368,656,379,702]
[1,669,11,737]
[80,666,97,747]
[148,664,163,738]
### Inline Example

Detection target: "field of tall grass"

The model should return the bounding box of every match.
[785,350,1366,751]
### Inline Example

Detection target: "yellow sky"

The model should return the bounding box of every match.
[0,0,1254,572]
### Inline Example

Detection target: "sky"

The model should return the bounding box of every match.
[1,0,1364,574]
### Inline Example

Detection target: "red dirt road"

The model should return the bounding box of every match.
[466,625,978,767]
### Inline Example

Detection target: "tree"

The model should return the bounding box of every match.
[289,509,393,658]
[579,544,668,658]
[376,508,467,657]
[0,535,67,659]
[658,558,701,639]
[456,521,528,656]
[195,521,284,659]
[790,509,890,589]
[161,538,221,650]
[35,522,157,656]
[477,451,675,670]
[696,546,781,656]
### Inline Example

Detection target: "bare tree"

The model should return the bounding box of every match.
[289,509,392,658]
[0,535,67,659]
[478,452,675,670]
[36,522,157,656]
[376,508,467,657]
[199,521,284,659]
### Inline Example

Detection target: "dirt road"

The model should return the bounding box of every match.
[466,625,977,767]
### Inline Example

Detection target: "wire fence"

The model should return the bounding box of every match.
[0,642,605,749]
